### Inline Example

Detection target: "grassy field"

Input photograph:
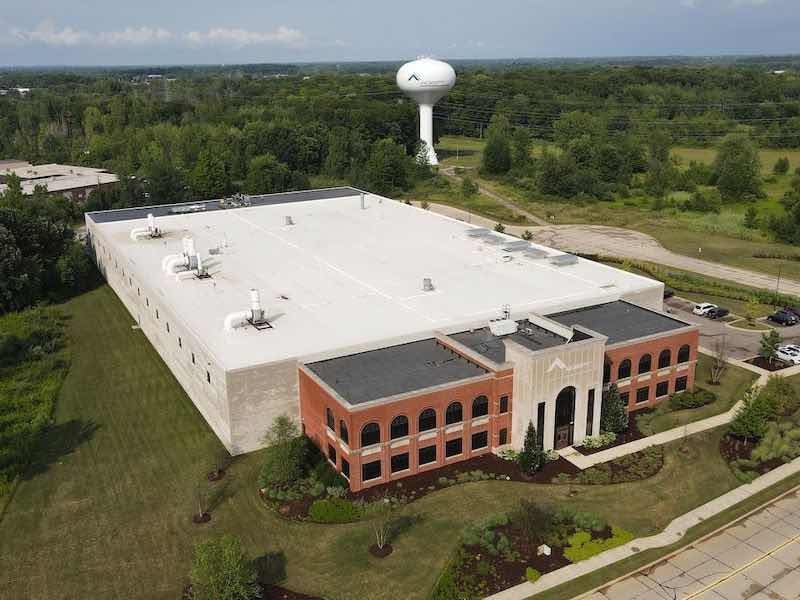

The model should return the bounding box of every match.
[636,353,758,435]
[433,136,800,282]
[0,286,772,600]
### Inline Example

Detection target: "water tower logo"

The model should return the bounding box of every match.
[408,73,421,82]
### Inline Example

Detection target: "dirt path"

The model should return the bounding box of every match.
[419,201,800,297]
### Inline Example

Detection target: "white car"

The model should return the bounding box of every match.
[693,303,718,316]
[776,346,800,365]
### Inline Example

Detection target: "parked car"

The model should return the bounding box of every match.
[706,307,730,319]
[768,310,799,326]
[693,303,718,316]
[783,306,800,319]
[776,345,800,365]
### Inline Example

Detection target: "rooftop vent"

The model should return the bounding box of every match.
[467,228,491,238]
[549,254,579,267]
[502,240,530,252]
[360,193,367,210]
[423,278,435,292]
[524,248,549,259]
[162,236,208,281]
[489,319,518,336]
[129,213,162,241]
[224,289,273,332]
[284,215,294,226]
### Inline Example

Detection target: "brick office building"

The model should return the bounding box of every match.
[86,187,698,492]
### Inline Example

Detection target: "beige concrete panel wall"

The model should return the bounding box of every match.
[225,360,300,455]
[507,339,605,451]
[87,218,233,450]
[622,282,665,311]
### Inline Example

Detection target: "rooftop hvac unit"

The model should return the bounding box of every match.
[483,234,506,245]
[284,215,294,226]
[466,227,491,238]
[129,213,162,241]
[224,289,272,332]
[489,319,518,337]
[422,278,435,292]
[502,240,530,252]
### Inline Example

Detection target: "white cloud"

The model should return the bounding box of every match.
[6,20,173,47]
[184,26,307,49]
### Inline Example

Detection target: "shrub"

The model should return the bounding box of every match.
[601,384,628,434]
[257,418,308,489]
[563,527,634,563]
[518,421,545,474]
[579,431,617,449]
[525,567,542,583]
[729,386,773,440]
[308,497,361,523]
[190,535,259,600]
[513,500,554,543]
[669,387,716,410]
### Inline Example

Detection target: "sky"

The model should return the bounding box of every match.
[0,0,798,67]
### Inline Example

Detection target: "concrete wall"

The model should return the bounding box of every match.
[87,218,233,450]
[622,282,665,312]
[507,337,605,451]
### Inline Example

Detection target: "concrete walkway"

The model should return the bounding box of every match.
[485,458,800,600]
[417,201,800,298]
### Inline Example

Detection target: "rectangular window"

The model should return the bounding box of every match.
[155,309,159,320]
[536,402,545,448]
[586,389,595,437]
[178,337,182,348]
[445,437,463,458]
[206,371,211,384]
[499,428,508,445]
[146,297,149,307]
[362,460,381,482]
[471,431,488,451]
[675,376,688,392]
[499,395,509,414]
[620,392,630,406]
[137,287,140,296]
[341,458,350,479]
[636,386,650,404]
[656,381,669,398]
[327,444,337,464]
[166,322,170,333]
[391,453,409,473]
[191,352,196,365]
[418,445,436,465]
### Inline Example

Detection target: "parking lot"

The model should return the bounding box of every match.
[665,297,800,361]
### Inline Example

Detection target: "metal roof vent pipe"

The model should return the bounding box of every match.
[360,193,366,210]
[224,288,269,332]
[130,212,161,241]
[284,216,294,226]
[423,277,435,292]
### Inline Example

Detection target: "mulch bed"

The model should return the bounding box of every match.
[353,453,580,503]
[574,412,649,456]
[719,435,784,474]
[207,469,225,482]
[368,544,393,558]
[744,356,791,372]
[262,585,324,600]
[191,512,211,524]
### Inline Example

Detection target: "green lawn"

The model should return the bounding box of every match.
[636,354,758,436]
[0,286,771,600]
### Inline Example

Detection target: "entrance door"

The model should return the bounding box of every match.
[554,386,576,449]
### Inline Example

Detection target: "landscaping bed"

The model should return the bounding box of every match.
[744,356,791,372]
[719,435,783,475]
[262,585,324,600]
[575,414,647,456]
[433,504,633,599]
[554,447,664,485]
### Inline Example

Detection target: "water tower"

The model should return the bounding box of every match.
[396,57,456,166]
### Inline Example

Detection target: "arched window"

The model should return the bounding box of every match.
[390,415,409,439]
[658,349,672,369]
[678,345,691,363]
[361,422,380,447]
[339,420,349,444]
[638,354,652,375]
[445,401,463,425]
[325,408,334,431]
[618,359,632,380]
[418,408,437,432]
[472,395,489,418]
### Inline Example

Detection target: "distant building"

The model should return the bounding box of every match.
[0,161,119,201]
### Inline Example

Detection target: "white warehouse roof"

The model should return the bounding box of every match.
[87,189,662,370]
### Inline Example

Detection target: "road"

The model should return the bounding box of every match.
[419,201,800,298]
[585,490,800,600]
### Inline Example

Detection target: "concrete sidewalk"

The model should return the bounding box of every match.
[485,458,800,600]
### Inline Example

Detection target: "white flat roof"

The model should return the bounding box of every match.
[0,163,119,195]
[90,191,661,370]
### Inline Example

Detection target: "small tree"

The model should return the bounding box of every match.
[367,493,394,551]
[522,230,533,241]
[743,206,758,229]
[190,535,259,600]
[518,421,545,474]
[774,157,790,175]
[258,415,307,490]
[494,222,506,233]
[710,335,728,385]
[729,386,772,440]
[461,177,479,198]
[601,383,628,434]
[760,329,783,367]
[744,296,760,326]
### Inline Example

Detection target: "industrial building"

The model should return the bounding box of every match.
[0,161,118,201]
[86,187,698,491]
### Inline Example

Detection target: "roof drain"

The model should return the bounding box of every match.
[423,278,435,292]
